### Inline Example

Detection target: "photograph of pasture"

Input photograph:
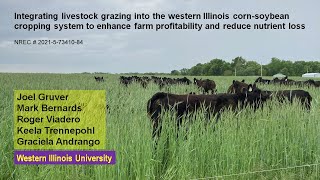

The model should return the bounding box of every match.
[1,0,320,179]
[1,73,320,179]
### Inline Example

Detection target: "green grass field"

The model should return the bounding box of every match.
[1,73,320,179]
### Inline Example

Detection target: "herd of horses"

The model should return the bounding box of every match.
[94,75,317,138]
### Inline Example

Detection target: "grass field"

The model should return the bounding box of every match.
[1,73,320,179]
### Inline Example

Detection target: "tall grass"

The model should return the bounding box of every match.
[0,73,320,179]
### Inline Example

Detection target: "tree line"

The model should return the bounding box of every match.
[171,57,320,76]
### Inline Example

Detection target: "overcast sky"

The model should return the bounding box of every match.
[0,0,319,73]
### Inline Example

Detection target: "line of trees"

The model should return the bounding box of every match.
[171,57,320,76]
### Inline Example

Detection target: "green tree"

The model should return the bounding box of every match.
[207,59,225,75]
[231,57,247,76]
[244,61,260,76]
[171,70,180,75]
[293,61,307,76]
[266,57,283,75]
[171,57,319,76]
[223,70,233,76]
[280,67,289,75]
[180,68,189,75]
[189,63,204,76]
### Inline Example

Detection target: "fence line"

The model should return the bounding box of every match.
[192,163,320,179]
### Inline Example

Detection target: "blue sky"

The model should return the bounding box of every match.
[0,0,319,73]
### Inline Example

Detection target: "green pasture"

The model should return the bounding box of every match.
[1,73,320,179]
